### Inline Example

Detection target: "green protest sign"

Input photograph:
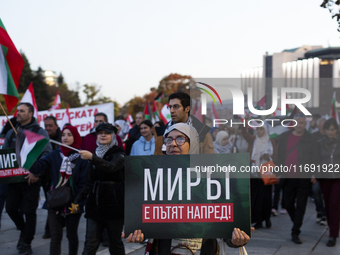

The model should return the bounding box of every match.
[125,153,250,239]
[0,148,28,184]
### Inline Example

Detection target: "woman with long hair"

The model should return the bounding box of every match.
[33,125,88,255]
[130,120,155,156]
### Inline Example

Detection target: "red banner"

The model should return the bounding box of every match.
[143,203,233,223]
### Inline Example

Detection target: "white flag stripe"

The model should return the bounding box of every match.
[0,46,8,94]
[20,138,36,167]
[20,89,38,119]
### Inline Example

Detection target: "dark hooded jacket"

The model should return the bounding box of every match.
[3,117,52,176]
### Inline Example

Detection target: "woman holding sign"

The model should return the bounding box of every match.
[125,123,252,254]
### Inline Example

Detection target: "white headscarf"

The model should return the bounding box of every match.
[251,124,272,166]
[114,120,130,139]
[163,123,199,154]
[214,131,233,154]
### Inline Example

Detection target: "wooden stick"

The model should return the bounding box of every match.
[0,102,17,135]
[49,139,80,152]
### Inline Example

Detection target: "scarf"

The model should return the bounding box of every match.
[213,141,233,154]
[115,120,130,139]
[60,125,82,156]
[164,116,192,135]
[251,125,272,167]
[95,134,117,158]
[59,152,79,175]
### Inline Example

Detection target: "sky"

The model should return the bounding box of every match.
[2,0,340,106]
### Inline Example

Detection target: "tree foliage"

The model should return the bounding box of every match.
[321,0,340,32]
[32,67,52,110]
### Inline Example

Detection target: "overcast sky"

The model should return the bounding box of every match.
[2,0,339,106]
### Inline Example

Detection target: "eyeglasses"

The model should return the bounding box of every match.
[163,136,189,146]
[167,104,182,111]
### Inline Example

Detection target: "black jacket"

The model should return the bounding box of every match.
[275,129,313,167]
[74,146,125,220]
[33,149,89,213]
[314,136,340,179]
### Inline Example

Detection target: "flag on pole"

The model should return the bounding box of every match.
[211,102,220,126]
[160,103,171,124]
[193,102,203,122]
[144,100,153,121]
[126,114,134,128]
[49,92,61,110]
[14,82,38,119]
[60,105,71,129]
[152,99,160,122]
[256,95,266,110]
[331,91,340,123]
[18,129,49,170]
[155,92,163,103]
[0,18,24,112]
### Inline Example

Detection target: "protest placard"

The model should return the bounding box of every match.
[125,153,250,239]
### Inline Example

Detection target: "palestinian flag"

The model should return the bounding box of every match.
[155,92,163,102]
[0,18,24,112]
[144,100,153,121]
[256,95,266,110]
[152,99,160,122]
[17,129,49,171]
[331,91,340,123]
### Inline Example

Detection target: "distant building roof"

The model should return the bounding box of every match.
[305,47,340,59]
[283,47,300,53]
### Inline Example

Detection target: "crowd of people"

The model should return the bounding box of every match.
[0,91,339,254]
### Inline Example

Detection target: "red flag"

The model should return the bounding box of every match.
[49,92,61,110]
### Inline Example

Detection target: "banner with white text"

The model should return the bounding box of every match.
[124,153,250,239]
[0,148,29,184]
[0,103,114,137]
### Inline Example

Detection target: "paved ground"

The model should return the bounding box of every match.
[1,195,339,255]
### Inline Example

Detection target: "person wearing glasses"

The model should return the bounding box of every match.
[154,92,215,155]
[130,120,155,156]
[125,123,252,254]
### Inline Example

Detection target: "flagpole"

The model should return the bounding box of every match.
[49,139,80,152]
[0,102,17,135]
